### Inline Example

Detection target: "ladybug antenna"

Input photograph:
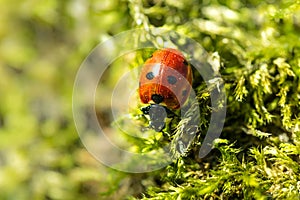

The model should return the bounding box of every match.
[151,94,164,104]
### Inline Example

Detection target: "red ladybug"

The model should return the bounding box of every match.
[139,48,193,132]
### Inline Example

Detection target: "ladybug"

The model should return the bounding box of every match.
[139,48,193,132]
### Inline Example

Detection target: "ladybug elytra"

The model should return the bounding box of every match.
[139,48,193,132]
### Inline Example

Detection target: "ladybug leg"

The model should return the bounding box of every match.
[140,106,152,130]
[161,129,171,137]
[164,107,179,119]
[140,105,151,115]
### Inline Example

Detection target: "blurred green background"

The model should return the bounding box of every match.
[0,0,132,199]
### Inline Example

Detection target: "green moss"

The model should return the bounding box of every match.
[124,0,300,199]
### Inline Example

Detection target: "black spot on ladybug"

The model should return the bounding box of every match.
[146,72,154,80]
[183,59,188,66]
[167,75,177,85]
[151,94,164,104]
[182,89,188,96]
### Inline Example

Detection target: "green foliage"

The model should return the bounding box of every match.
[122,0,300,199]
[1,0,299,199]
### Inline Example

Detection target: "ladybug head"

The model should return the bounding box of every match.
[141,104,167,132]
[149,104,167,132]
[150,121,165,132]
